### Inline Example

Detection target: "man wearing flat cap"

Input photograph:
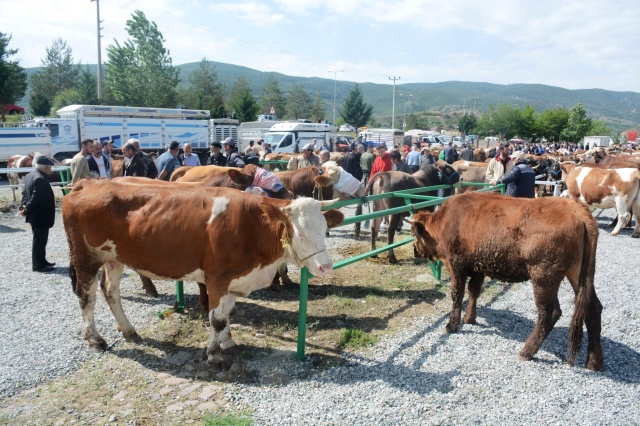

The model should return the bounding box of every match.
[20,155,57,272]
[497,151,536,198]
[222,137,245,168]
[287,142,320,171]
[207,141,226,166]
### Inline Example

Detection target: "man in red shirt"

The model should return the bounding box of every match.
[370,144,392,179]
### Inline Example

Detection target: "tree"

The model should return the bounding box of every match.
[492,104,521,139]
[285,83,310,119]
[405,113,430,131]
[457,113,477,136]
[340,84,373,130]
[104,10,179,107]
[309,91,326,122]
[51,88,83,113]
[537,107,569,142]
[518,105,538,140]
[562,103,592,142]
[29,93,51,116]
[588,120,612,137]
[29,38,79,102]
[0,32,28,121]
[182,58,225,117]
[227,76,259,123]
[77,66,98,105]
[259,75,286,118]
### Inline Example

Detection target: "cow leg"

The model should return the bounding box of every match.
[278,263,294,286]
[206,289,236,365]
[518,280,562,361]
[139,274,158,297]
[463,273,484,324]
[387,214,401,264]
[198,283,209,312]
[445,271,467,333]
[102,261,140,342]
[74,268,108,351]
[370,216,381,257]
[631,204,640,238]
[610,207,631,236]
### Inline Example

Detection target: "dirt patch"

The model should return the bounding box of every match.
[0,238,452,424]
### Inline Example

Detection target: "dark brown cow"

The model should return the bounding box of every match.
[365,160,460,264]
[63,180,344,364]
[275,166,333,200]
[410,192,603,371]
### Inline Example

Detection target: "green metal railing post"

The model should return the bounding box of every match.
[175,281,185,311]
[296,267,311,360]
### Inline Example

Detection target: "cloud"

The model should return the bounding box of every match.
[213,2,286,25]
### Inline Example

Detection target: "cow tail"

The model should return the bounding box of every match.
[567,221,593,366]
[364,173,383,197]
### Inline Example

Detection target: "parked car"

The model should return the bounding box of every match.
[1,104,25,115]
[339,124,356,132]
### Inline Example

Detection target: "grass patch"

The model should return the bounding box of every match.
[339,328,378,349]
[203,413,253,426]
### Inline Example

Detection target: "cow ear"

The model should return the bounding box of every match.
[260,199,288,226]
[228,169,243,183]
[315,173,332,187]
[323,209,344,229]
[411,220,427,238]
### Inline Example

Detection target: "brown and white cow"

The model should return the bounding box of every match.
[562,166,640,237]
[410,192,604,371]
[63,180,344,364]
[7,154,35,201]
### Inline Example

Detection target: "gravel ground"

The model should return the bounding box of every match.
[1,187,639,424]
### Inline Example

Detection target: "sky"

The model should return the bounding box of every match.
[1,0,639,93]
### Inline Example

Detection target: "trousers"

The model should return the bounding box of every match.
[31,225,50,269]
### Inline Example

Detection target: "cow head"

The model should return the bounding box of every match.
[321,161,342,186]
[260,197,344,277]
[410,212,439,262]
[435,161,461,186]
[313,167,332,187]
[227,164,259,187]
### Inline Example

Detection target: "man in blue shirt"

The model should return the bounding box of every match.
[405,143,422,173]
[156,141,181,180]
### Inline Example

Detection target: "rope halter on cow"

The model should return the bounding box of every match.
[280,226,327,264]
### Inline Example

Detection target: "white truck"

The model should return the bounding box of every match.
[584,135,612,149]
[353,128,404,148]
[0,123,51,167]
[264,122,333,153]
[1,105,238,163]
[238,120,286,153]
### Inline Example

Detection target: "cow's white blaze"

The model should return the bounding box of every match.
[284,198,333,277]
[207,196,230,224]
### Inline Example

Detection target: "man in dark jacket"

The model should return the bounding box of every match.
[444,142,458,164]
[222,137,245,168]
[460,144,474,161]
[207,141,226,166]
[342,145,363,181]
[122,141,145,177]
[497,151,536,198]
[20,155,56,272]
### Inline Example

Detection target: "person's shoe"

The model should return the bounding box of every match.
[44,261,56,267]
[33,266,55,273]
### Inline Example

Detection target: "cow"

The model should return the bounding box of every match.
[562,166,640,237]
[410,192,604,371]
[7,154,34,201]
[275,166,333,200]
[472,149,486,163]
[171,165,223,182]
[452,165,489,194]
[63,179,344,364]
[365,160,460,264]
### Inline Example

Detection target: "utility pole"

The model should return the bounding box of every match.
[328,70,343,124]
[91,0,103,99]
[389,77,400,129]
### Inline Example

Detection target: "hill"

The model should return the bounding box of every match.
[22,62,640,132]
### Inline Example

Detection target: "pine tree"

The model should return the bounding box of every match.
[29,38,79,102]
[340,84,373,129]
[227,76,259,123]
[259,75,286,118]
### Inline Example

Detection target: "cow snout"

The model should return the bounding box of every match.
[315,263,333,277]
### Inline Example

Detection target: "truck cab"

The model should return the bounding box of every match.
[264,122,332,153]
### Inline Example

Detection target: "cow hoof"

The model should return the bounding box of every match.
[518,353,533,362]
[123,332,142,343]
[207,353,224,366]
[610,231,619,236]
[89,338,109,352]
[389,257,399,265]
[444,324,456,334]
[144,288,159,297]
[631,233,639,239]
[463,318,476,325]
[586,352,605,371]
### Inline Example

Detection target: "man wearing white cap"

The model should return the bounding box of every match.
[497,151,536,198]
[287,143,320,171]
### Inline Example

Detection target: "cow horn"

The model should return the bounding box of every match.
[319,199,339,208]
